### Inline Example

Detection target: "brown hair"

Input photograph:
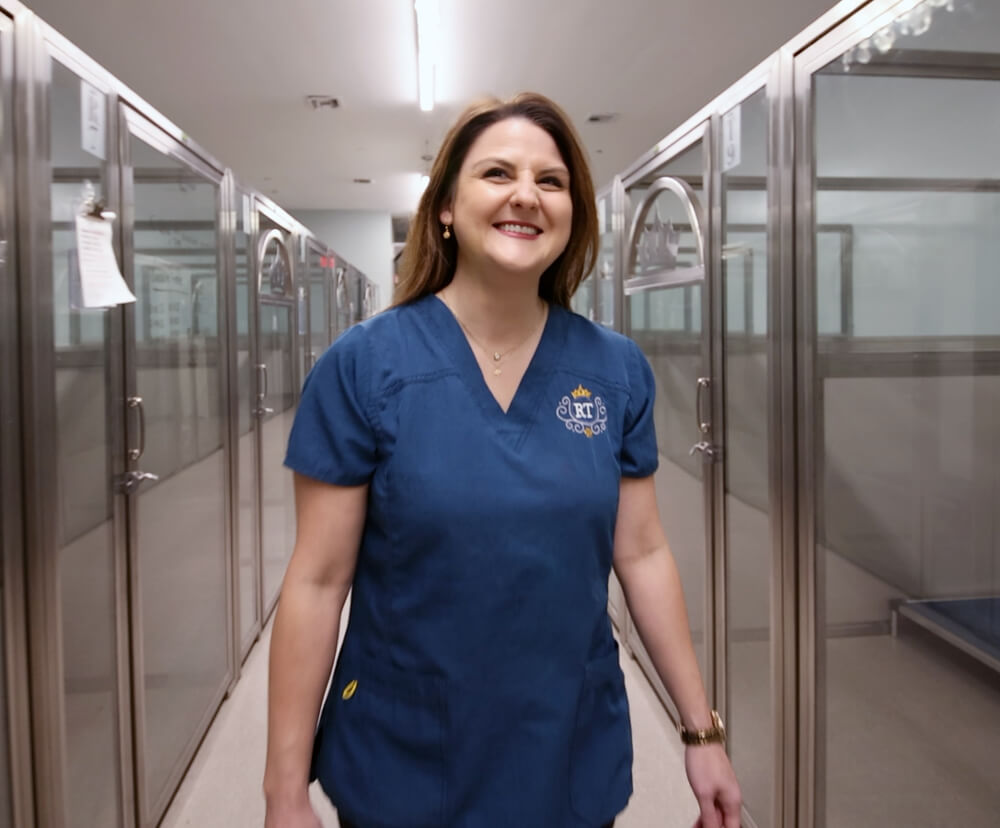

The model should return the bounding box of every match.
[394,92,598,308]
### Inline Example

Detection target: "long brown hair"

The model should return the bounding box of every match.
[394,92,598,308]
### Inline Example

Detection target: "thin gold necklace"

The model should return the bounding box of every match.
[444,297,547,376]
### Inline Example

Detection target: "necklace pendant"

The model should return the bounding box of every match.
[493,367,502,376]
[492,352,501,362]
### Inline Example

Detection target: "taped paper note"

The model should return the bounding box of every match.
[75,215,136,308]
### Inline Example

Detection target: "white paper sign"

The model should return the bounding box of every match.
[722,105,741,173]
[75,215,136,307]
[80,81,106,160]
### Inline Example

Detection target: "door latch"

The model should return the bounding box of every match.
[117,470,160,495]
[689,441,722,462]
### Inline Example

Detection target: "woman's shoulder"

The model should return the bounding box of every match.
[329,296,434,351]
[316,296,443,395]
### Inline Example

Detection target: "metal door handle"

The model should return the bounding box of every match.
[118,469,160,495]
[255,363,274,417]
[127,396,146,461]
[257,363,268,402]
[689,441,719,459]
[695,377,711,435]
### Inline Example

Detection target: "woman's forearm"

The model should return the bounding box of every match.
[263,577,348,803]
[615,546,714,731]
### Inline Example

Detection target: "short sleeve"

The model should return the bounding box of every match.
[621,340,659,478]
[284,324,378,485]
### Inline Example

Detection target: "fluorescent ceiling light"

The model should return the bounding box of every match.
[414,0,439,112]
[420,174,430,191]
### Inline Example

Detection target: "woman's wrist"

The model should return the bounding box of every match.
[263,769,311,805]
[678,709,727,746]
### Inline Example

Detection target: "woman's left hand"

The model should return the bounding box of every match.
[684,743,742,828]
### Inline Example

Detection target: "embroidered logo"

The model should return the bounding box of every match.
[557,384,607,439]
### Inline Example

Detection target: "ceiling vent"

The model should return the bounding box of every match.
[353,178,373,184]
[306,95,341,110]
[586,112,618,124]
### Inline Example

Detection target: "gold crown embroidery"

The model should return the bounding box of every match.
[557,385,607,439]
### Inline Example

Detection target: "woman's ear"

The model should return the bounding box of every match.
[438,202,453,226]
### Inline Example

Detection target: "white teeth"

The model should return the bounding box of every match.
[497,223,540,235]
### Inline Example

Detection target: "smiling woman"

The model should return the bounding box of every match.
[265,91,741,828]
[395,92,597,309]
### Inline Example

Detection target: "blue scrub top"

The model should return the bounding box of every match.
[285,295,659,827]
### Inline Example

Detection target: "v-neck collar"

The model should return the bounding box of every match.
[426,294,566,429]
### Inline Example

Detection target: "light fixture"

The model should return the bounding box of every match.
[420,174,430,191]
[414,0,440,112]
[840,0,957,72]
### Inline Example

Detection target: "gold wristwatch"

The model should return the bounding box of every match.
[679,710,726,746]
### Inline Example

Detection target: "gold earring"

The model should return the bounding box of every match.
[443,225,451,239]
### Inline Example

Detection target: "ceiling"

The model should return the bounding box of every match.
[26,0,839,215]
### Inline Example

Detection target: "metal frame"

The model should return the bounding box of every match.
[119,101,233,828]
[792,3,937,827]
[232,179,263,664]
[221,169,242,690]
[624,175,707,292]
[19,14,138,828]
[621,118,717,725]
[0,7,36,827]
[305,235,334,357]
[769,45,800,828]
[609,176,626,332]
[253,204,298,623]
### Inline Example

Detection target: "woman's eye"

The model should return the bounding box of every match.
[539,176,566,189]
[484,167,509,180]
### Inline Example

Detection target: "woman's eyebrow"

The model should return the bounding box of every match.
[471,157,514,171]
[471,158,569,177]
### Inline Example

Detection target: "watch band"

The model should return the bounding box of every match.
[679,710,726,746]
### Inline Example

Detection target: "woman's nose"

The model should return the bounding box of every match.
[509,176,539,209]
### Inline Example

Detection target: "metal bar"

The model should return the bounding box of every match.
[707,111,728,729]
[829,47,1000,80]
[771,46,798,828]
[635,174,1000,193]
[54,166,211,184]
[612,176,625,336]
[220,170,240,695]
[742,248,754,337]
[121,105,224,184]
[623,266,706,294]
[622,121,708,191]
[108,86,136,828]
[839,231,851,337]
[795,36,820,828]
[17,13,71,826]
[1,10,37,827]
[118,93,148,828]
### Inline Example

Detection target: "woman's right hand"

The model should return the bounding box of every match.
[264,795,323,828]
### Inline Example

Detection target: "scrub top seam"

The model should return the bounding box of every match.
[377,368,457,400]
[358,322,383,443]
[549,364,630,395]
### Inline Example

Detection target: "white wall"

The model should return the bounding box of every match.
[292,210,393,311]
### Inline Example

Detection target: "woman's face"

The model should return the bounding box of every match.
[440,117,573,282]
